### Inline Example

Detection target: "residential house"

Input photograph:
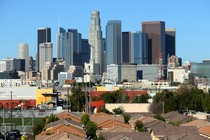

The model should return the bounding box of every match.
[56,111,81,122]
[182,119,210,139]
[36,118,85,140]
[162,111,196,125]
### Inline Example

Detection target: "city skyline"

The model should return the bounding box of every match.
[0,0,210,63]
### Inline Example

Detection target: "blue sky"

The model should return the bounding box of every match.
[0,0,210,63]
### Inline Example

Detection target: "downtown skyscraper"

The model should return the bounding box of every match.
[122,32,131,64]
[142,21,165,64]
[131,32,148,64]
[39,42,53,72]
[88,10,103,74]
[65,29,81,71]
[106,20,122,65]
[37,27,51,72]
[165,28,176,60]
[57,27,66,59]
[18,43,29,72]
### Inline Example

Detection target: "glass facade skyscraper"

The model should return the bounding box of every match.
[37,27,51,72]
[122,32,131,64]
[106,20,122,65]
[191,60,210,78]
[65,29,81,71]
[165,28,176,63]
[57,27,66,59]
[131,32,148,64]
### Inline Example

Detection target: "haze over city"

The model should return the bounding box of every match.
[0,0,210,63]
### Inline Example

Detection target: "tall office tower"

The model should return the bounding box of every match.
[80,39,90,67]
[142,21,165,64]
[65,29,81,71]
[18,43,29,72]
[106,20,122,65]
[37,28,51,72]
[39,42,53,72]
[122,32,131,64]
[88,10,103,74]
[165,28,176,62]
[131,32,148,64]
[102,38,106,72]
[57,27,66,59]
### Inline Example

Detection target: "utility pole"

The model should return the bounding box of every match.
[67,87,70,113]
[10,91,13,130]
[22,101,24,133]
[89,66,92,114]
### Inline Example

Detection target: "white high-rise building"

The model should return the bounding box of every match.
[88,10,103,74]
[39,42,53,72]
[18,43,29,72]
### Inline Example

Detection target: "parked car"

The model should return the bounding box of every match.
[5,130,21,140]
[0,132,4,140]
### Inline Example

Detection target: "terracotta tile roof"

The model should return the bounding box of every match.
[44,119,66,130]
[90,113,124,124]
[182,119,210,128]
[198,125,210,137]
[97,125,134,135]
[168,132,209,140]
[129,116,156,127]
[56,111,82,122]
[38,124,86,138]
[97,119,131,129]
[143,118,200,138]
[44,118,83,130]
[125,112,153,119]
[162,111,196,124]
[152,125,199,136]
[40,132,84,140]
[102,132,151,140]
[62,133,84,140]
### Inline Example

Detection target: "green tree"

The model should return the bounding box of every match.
[101,90,125,103]
[121,93,129,103]
[113,90,123,103]
[134,94,150,103]
[123,114,130,124]
[33,122,45,136]
[112,106,124,114]
[46,114,59,124]
[134,120,145,132]
[101,93,116,103]
[85,121,98,139]
[70,85,86,111]
[97,135,105,140]
[154,114,165,122]
[98,106,112,114]
[152,86,210,114]
[81,113,90,125]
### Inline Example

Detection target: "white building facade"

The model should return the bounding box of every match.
[39,42,53,72]
[18,43,29,72]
